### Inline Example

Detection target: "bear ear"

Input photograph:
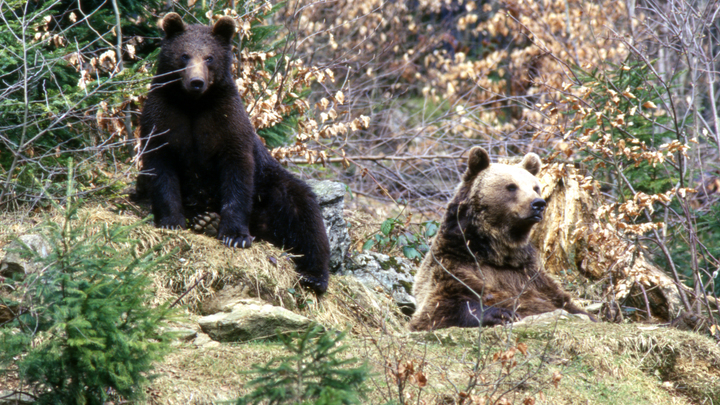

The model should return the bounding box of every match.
[212,16,237,43]
[463,147,490,182]
[519,153,542,175]
[161,13,185,38]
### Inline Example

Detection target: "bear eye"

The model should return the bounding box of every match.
[506,184,518,192]
[534,186,541,194]
[181,53,190,62]
[205,56,214,63]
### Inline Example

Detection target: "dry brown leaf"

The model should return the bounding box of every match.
[552,370,562,388]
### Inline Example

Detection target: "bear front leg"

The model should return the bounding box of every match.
[417,299,518,329]
[478,305,519,326]
[459,301,518,327]
[542,277,598,322]
[146,154,186,230]
[217,159,255,248]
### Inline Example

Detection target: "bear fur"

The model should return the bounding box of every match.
[409,147,593,330]
[137,13,330,294]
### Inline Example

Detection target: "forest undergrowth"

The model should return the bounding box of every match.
[1,0,720,403]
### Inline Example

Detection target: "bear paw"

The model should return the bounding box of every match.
[481,307,518,326]
[299,275,328,295]
[220,234,255,249]
[190,212,221,237]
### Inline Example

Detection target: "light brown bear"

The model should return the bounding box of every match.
[409,147,593,330]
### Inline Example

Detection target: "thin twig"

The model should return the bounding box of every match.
[170,272,208,308]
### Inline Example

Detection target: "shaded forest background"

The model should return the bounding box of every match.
[1,0,719,328]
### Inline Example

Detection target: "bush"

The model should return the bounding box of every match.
[0,0,163,206]
[0,170,172,404]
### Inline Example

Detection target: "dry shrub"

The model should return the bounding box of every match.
[532,164,687,322]
[269,0,636,211]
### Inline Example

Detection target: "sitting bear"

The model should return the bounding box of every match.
[137,13,329,294]
[409,147,593,330]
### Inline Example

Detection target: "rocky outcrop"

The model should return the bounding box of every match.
[0,391,34,405]
[307,180,351,273]
[0,234,51,278]
[344,251,416,314]
[197,299,313,342]
[509,309,593,327]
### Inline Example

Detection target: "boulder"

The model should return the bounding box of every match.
[192,332,221,348]
[0,234,51,278]
[344,251,416,314]
[199,284,255,315]
[0,391,34,405]
[198,299,313,342]
[307,180,351,273]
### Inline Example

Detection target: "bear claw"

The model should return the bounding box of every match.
[220,234,254,249]
[299,275,328,295]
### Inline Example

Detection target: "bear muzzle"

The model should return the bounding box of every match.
[185,76,206,95]
[183,59,209,96]
[528,198,546,222]
[190,78,204,90]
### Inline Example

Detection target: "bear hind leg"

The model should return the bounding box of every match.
[251,176,330,295]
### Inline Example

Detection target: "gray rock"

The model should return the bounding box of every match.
[165,327,198,342]
[307,180,351,273]
[199,285,255,315]
[345,251,416,314]
[0,391,34,405]
[0,234,51,278]
[509,309,592,327]
[193,332,221,347]
[198,301,313,342]
[409,310,593,346]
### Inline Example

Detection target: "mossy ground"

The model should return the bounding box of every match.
[148,321,719,404]
[2,203,719,405]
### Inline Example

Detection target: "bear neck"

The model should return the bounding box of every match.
[439,201,537,269]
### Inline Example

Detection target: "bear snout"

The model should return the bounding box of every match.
[531,198,546,212]
[529,198,546,221]
[189,78,205,92]
[183,59,209,95]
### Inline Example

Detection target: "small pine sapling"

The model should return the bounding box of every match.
[0,167,173,404]
[237,325,369,405]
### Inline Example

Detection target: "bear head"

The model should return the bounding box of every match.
[155,13,237,96]
[456,146,545,249]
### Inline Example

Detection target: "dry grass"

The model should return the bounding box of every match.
[0,201,408,330]
[148,319,720,404]
[2,203,720,405]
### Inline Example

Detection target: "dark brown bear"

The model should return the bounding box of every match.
[409,147,593,330]
[138,13,330,294]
